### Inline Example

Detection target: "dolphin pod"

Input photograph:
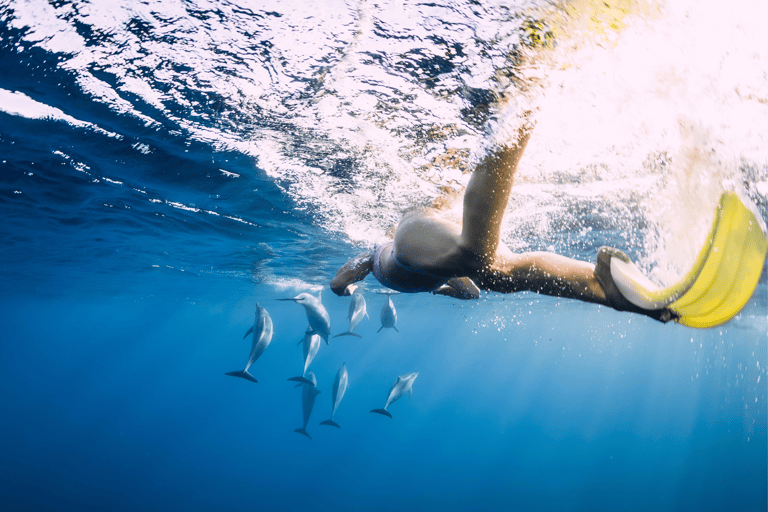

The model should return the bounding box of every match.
[287,328,321,386]
[333,291,368,338]
[319,364,349,428]
[225,303,273,383]
[295,370,321,440]
[227,293,419,436]
[377,294,398,332]
[371,372,418,418]
[278,292,331,343]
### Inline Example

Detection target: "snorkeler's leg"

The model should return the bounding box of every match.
[478,252,609,304]
[460,122,534,266]
[481,251,676,322]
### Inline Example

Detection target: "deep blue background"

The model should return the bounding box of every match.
[1,274,765,511]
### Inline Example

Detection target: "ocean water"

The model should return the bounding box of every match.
[1,0,767,511]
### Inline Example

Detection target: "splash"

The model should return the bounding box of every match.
[511,0,768,283]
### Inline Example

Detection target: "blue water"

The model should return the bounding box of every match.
[1,1,767,511]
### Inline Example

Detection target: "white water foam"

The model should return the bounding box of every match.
[0,88,120,137]
[7,0,767,277]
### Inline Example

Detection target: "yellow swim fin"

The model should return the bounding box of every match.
[606,191,767,328]
[669,192,767,328]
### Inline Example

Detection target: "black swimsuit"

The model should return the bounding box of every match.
[371,242,448,293]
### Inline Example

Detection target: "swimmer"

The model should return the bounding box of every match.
[330,119,674,323]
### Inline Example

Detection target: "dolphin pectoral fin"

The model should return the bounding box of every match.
[294,428,312,439]
[287,376,316,386]
[370,408,392,418]
[333,332,363,338]
[377,326,384,333]
[243,326,254,339]
[225,370,258,383]
[319,419,341,428]
[393,326,399,332]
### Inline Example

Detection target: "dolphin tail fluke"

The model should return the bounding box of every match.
[287,376,315,386]
[319,419,341,428]
[333,331,363,338]
[370,408,392,418]
[225,370,258,383]
[294,428,312,439]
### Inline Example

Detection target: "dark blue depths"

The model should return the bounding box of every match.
[0,275,765,512]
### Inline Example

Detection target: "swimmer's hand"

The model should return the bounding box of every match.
[431,278,480,300]
[330,250,374,296]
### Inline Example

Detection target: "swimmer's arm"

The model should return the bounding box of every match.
[432,277,481,300]
[330,250,374,296]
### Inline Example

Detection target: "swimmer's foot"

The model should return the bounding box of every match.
[595,247,678,323]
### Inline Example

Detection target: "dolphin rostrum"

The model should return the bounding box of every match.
[278,292,331,343]
[370,372,418,418]
[225,303,273,384]
[295,370,321,440]
[287,328,321,386]
[319,364,349,428]
[377,294,398,333]
[334,291,368,338]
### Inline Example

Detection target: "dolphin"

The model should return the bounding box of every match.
[287,328,321,386]
[295,370,321,440]
[334,291,368,338]
[370,372,418,418]
[319,364,349,428]
[377,294,398,333]
[278,292,331,343]
[225,303,273,384]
